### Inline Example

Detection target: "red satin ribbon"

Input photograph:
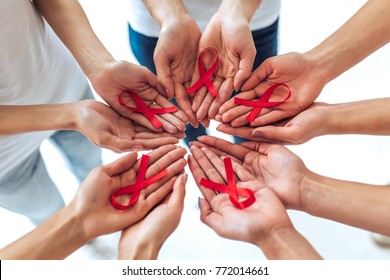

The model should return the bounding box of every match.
[234,83,291,122]
[187,47,219,97]
[118,90,178,129]
[200,157,255,209]
[110,154,168,210]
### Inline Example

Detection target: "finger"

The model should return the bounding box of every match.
[196,78,223,121]
[241,58,271,91]
[250,110,291,127]
[199,147,227,180]
[234,48,256,91]
[146,146,187,178]
[96,131,144,152]
[191,85,208,113]
[199,118,210,128]
[240,141,274,155]
[175,83,199,128]
[144,157,187,197]
[216,123,255,141]
[101,152,138,177]
[152,94,189,129]
[136,137,180,149]
[251,125,296,144]
[231,160,256,182]
[208,80,233,119]
[168,173,187,209]
[221,105,252,125]
[219,89,257,115]
[155,115,179,134]
[155,55,175,99]
[189,141,242,163]
[196,135,249,161]
[190,145,227,196]
[187,154,217,202]
[143,176,176,211]
[127,113,163,133]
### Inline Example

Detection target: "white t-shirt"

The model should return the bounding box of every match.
[0,0,88,178]
[128,0,281,37]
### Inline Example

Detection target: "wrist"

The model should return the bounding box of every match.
[302,50,331,87]
[218,0,260,22]
[147,1,191,28]
[118,239,160,260]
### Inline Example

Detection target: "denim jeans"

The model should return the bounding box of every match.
[0,86,102,225]
[128,19,279,145]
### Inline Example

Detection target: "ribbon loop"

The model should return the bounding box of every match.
[234,83,291,122]
[187,47,219,97]
[118,90,178,129]
[200,157,255,210]
[110,154,168,210]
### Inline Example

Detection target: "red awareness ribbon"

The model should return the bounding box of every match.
[187,47,219,97]
[110,154,168,210]
[234,83,291,122]
[200,157,255,209]
[118,90,178,129]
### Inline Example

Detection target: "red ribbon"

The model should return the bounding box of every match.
[118,90,178,129]
[187,47,219,97]
[234,83,291,122]
[110,154,168,210]
[200,157,255,209]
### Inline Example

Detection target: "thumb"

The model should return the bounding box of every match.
[252,126,294,143]
[233,50,255,91]
[155,54,175,99]
[241,57,271,91]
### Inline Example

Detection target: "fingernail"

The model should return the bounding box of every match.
[252,131,263,137]
[182,173,188,184]
[236,81,244,91]
[133,145,144,150]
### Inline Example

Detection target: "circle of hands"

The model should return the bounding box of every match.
[75,14,329,259]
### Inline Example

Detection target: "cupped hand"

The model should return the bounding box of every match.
[190,13,256,122]
[190,136,308,209]
[154,15,201,128]
[218,52,329,127]
[217,102,330,144]
[89,60,188,133]
[71,144,187,240]
[75,100,185,152]
[188,145,292,245]
[118,173,187,259]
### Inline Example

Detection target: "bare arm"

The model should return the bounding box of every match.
[306,0,390,83]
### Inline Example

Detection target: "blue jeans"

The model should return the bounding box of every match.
[128,19,279,145]
[0,87,102,225]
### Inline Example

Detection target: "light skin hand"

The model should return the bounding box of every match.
[154,15,201,128]
[90,60,188,134]
[217,52,328,127]
[188,144,320,259]
[216,102,330,144]
[74,144,187,240]
[191,9,256,122]
[74,100,185,152]
[118,173,187,260]
[190,136,308,209]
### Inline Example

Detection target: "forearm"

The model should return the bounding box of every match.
[256,227,322,260]
[302,171,390,236]
[33,0,113,80]
[326,98,390,135]
[0,203,88,259]
[219,0,262,21]
[305,0,390,83]
[0,104,77,135]
[142,0,190,28]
